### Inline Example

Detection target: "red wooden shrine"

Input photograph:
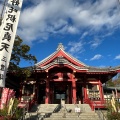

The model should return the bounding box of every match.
[19,43,120,109]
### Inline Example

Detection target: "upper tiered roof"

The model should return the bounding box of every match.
[35,43,120,73]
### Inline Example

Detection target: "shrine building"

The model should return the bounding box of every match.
[18,43,120,108]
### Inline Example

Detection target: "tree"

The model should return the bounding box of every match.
[113,78,120,87]
[4,36,37,96]
[9,35,37,73]
[106,79,115,87]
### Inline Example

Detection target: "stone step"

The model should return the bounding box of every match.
[61,104,92,112]
[44,117,99,120]
[46,112,100,120]
[48,116,99,119]
[45,118,99,119]
[30,104,59,113]
[49,115,99,118]
[47,114,98,118]
[26,112,99,119]
[26,114,99,119]
[26,104,100,120]
[51,112,97,116]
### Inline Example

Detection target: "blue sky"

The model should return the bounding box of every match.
[0,0,120,68]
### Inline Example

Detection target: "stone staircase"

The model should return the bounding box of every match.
[25,104,59,120]
[44,104,100,120]
[25,104,100,120]
[44,112,100,120]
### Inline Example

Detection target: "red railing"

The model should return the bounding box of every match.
[93,100,106,108]
[29,97,35,110]
[84,98,95,110]
[19,95,36,110]
[84,98,106,111]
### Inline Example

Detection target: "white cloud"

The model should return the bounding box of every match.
[67,26,79,34]
[1,0,120,44]
[81,32,88,39]
[89,38,102,49]
[115,55,120,60]
[68,41,84,55]
[90,54,102,61]
[16,0,120,43]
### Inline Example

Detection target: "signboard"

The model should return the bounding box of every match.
[0,0,23,87]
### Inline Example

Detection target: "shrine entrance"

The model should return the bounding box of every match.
[38,84,46,104]
[38,81,84,104]
[76,83,84,104]
[50,82,72,104]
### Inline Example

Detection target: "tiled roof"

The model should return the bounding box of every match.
[35,43,87,68]
[34,43,120,73]
[87,66,120,72]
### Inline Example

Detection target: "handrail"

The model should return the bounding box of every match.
[84,99,107,120]
[53,104,61,113]
[84,98,95,110]
[84,98,107,110]
[17,101,29,120]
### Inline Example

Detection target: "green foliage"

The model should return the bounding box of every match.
[12,98,19,112]
[106,99,120,120]
[11,98,22,119]
[9,35,37,71]
[22,68,32,78]
[0,105,8,116]
[106,79,115,87]
[113,78,120,87]
[107,112,120,120]
[7,35,37,78]
[12,108,23,120]
[13,67,33,79]
[0,98,23,119]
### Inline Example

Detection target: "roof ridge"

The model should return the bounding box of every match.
[35,43,88,68]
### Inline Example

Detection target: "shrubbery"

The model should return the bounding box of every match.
[106,99,120,120]
[0,98,23,120]
[107,112,120,120]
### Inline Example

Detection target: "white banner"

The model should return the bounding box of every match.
[0,0,23,87]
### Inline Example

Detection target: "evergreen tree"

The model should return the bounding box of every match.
[9,35,37,71]
[106,79,115,87]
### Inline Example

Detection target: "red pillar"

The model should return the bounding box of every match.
[72,74,76,104]
[45,78,49,104]
[99,80,104,100]
[49,86,53,104]
[84,85,87,100]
